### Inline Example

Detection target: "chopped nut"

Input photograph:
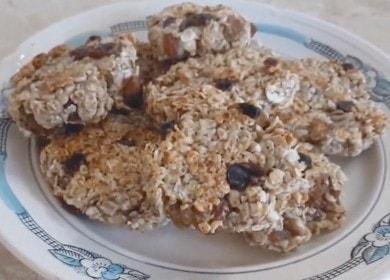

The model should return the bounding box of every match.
[122,76,144,109]
[162,34,180,59]
[223,15,245,41]
[309,120,330,142]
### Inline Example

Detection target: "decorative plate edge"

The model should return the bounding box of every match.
[303,213,390,280]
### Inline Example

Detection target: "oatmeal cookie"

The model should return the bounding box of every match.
[9,33,138,136]
[147,2,256,61]
[145,46,387,156]
[157,107,320,235]
[276,59,387,156]
[40,112,167,231]
[244,143,346,252]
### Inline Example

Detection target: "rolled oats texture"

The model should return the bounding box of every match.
[147,2,254,61]
[145,45,387,156]
[156,108,317,236]
[40,112,167,231]
[244,144,346,252]
[8,33,138,137]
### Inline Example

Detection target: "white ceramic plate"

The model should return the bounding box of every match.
[0,1,389,279]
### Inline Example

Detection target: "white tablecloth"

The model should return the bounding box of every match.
[0,0,389,279]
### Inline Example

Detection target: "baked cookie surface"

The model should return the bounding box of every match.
[9,33,138,136]
[156,107,345,239]
[145,46,387,156]
[147,2,255,61]
[40,112,167,231]
[244,143,346,252]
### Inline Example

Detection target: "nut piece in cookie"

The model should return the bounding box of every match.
[8,33,138,137]
[147,2,256,61]
[40,112,167,231]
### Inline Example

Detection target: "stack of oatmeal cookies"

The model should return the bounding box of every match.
[8,3,387,252]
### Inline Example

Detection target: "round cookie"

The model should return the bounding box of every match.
[243,143,346,252]
[9,33,138,137]
[156,107,322,235]
[40,112,167,231]
[144,45,276,126]
[145,45,387,156]
[147,2,255,61]
[275,58,387,156]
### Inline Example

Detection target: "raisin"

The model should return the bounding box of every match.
[179,13,214,31]
[227,164,251,190]
[111,108,130,115]
[91,42,118,59]
[122,76,144,109]
[85,35,102,45]
[70,47,88,60]
[263,57,278,67]
[63,153,86,176]
[63,99,75,109]
[60,200,82,215]
[342,63,354,71]
[298,152,312,170]
[118,137,135,147]
[244,163,265,185]
[336,101,355,112]
[64,124,84,136]
[162,34,179,59]
[162,17,176,28]
[215,79,235,91]
[36,137,50,150]
[160,121,175,135]
[70,42,119,60]
[227,163,264,191]
[239,103,262,119]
